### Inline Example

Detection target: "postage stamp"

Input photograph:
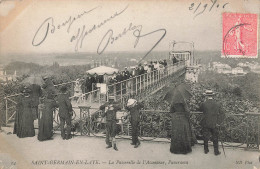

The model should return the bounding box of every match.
[222,13,258,58]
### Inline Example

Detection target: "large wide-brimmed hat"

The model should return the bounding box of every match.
[203,89,215,96]
[127,99,137,107]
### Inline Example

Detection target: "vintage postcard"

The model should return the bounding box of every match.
[0,0,259,169]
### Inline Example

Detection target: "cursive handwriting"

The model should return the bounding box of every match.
[70,5,129,51]
[32,6,100,46]
[32,4,165,61]
[189,0,229,19]
[97,22,166,63]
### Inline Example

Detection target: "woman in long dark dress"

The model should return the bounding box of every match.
[165,83,193,154]
[38,96,58,141]
[169,102,192,154]
[13,88,35,138]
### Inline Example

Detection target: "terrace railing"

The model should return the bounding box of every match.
[73,108,260,151]
[3,61,186,124]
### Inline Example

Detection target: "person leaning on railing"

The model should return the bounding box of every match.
[125,99,144,148]
[57,86,73,140]
[198,90,225,156]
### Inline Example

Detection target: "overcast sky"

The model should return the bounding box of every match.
[0,0,259,56]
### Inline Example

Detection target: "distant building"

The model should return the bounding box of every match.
[213,62,232,74]
[0,68,17,82]
[185,65,201,83]
[232,67,244,75]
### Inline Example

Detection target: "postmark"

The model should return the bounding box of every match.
[222,13,258,58]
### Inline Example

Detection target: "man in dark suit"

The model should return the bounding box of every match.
[199,90,225,155]
[100,97,121,151]
[58,86,73,140]
[126,99,144,148]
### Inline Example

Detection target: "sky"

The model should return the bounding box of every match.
[0,0,259,56]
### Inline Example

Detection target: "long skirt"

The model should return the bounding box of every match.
[14,106,35,138]
[38,109,54,141]
[170,113,192,154]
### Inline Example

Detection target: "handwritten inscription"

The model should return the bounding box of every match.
[189,0,229,19]
[32,6,100,46]
[32,5,166,62]
[97,23,166,63]
[70,5,128,51]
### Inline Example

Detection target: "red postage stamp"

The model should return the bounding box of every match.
[222,13,258,58]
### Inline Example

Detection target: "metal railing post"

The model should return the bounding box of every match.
[135,77,138,95]
[88,108,90,136]
[114,84,116,101]
[140,75,142,93]
[98,90,101,106]
[120,82,123,102]
[5,98,8,125]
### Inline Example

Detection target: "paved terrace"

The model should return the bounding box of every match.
[0,127,259,169]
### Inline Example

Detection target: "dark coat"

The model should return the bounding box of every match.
[38,98,58,141]
[57,93,73,119]
[100,102,121,122]
[199,99,225,128]
[126,103,144,124]
[13,95,35,138]
[29,84,42,107]
[42,79,57,99]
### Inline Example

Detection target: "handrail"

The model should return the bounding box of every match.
[107,61,185,87]
[69,89,100,99]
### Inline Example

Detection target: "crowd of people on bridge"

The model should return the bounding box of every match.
[108,60,168,84]
[81,59,171,93]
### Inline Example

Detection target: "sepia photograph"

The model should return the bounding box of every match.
[0,0,259,168]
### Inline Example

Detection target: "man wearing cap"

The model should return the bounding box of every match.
[199,90,225,156]
[126,99,144,148]
[100,97,121,151]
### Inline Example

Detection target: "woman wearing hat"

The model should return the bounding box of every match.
[164,83,192,154]
[37,88,58,141]
[126,99,144,148]
[13,86,35,138]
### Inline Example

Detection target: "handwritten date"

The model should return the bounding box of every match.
[189,0,229,19]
